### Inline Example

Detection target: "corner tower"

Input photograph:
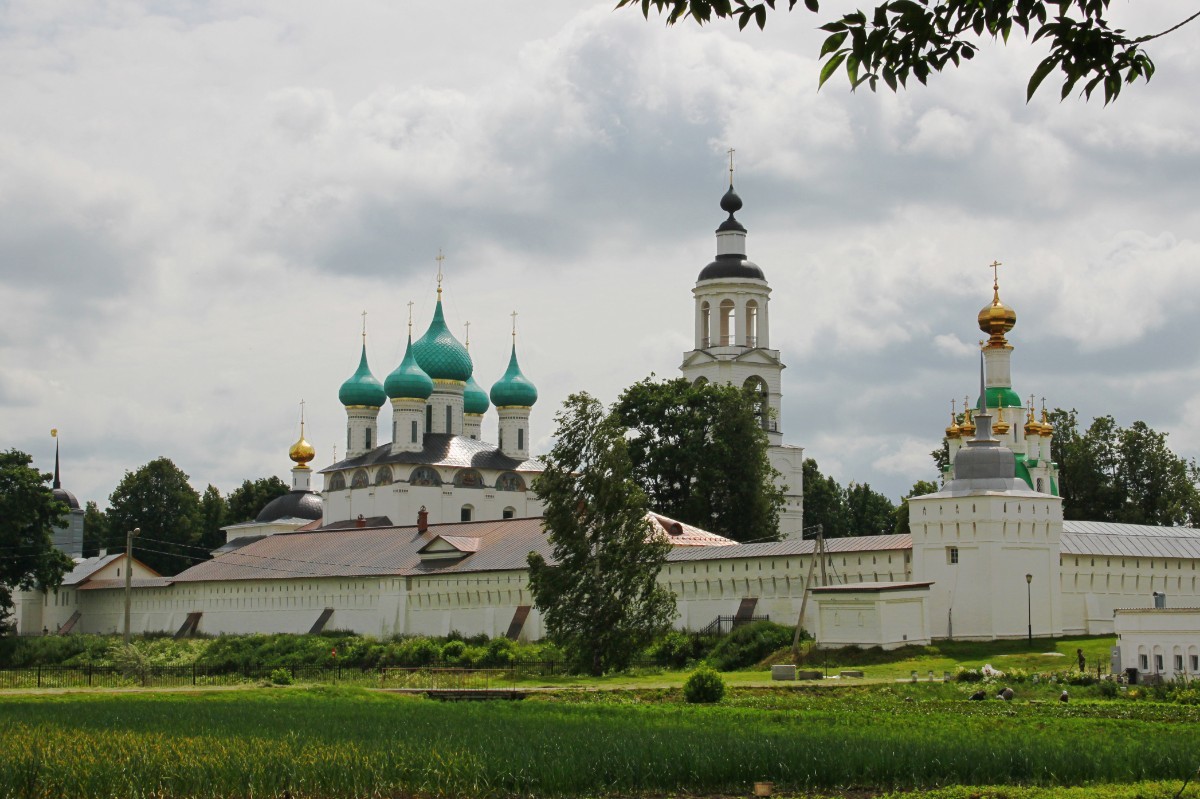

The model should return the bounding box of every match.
[679,171,804,538]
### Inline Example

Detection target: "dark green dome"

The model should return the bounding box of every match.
[490,343,538,407]
[412,298,472,382]
[977,386,1023,410]
[339,343,386,408]
[464,374,490,414]
[385,336,434,400]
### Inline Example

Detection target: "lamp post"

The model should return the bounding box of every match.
[124,527,140,644]
[1025,573,1033,645]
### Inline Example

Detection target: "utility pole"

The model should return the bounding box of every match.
[791,525,826,656]
[124,527,140,644]
[1025,573,1033,645]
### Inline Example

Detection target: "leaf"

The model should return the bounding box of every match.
[820,31,849,56]
[847,54,861,86]
[819,52,848,88]
[804,0,819,12]
[1026,55,1058,101]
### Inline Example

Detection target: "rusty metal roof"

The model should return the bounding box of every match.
[648,513,737,547]
[665,534,913,563]
[79,577,174,591]
[1061,521,1200,560]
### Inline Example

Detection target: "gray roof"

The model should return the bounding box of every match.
[812,581,933,593]
[665,534,912,563]
[319,433,543,475]
[1061,520,1200,560]
[255,490,322,523]
[61,553,122,586]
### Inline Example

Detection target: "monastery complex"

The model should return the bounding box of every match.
[17,178,1200,676]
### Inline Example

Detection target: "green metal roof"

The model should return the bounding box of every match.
[977,386,1023,410]
[339,343,387,408]
[490,343,538,407]
[385,337,434,401]
[412,298,473,382]
[464,374,490,415]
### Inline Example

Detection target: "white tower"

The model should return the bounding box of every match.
[338,317,386,460]
[679,173,804,538]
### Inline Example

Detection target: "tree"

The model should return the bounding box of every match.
[844,481,897,536]
[801,458,848,538]
[82,500,109,558]
[893,479,939,535]
[620,0,1199,103]
[198,485,228,552]
[0,450,75,629]
[1052,410,1200,526]
[226,477,289,525]
[528,393,677,675]
[613,377,784,542]
[106,458,204,576]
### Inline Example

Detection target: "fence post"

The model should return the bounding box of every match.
[37,665,41,688]
[192,663,197,686]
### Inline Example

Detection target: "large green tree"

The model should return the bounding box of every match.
[613,377,784,542]
[199,485,228,552]
[621,0,1197,102]
[226,477,289,525]
[82,500,109,558]
[528,393,677,675]
[801,458,848,538]
[845,481,897,536]
[106,458,204,576]
[0,450,75,629]
[1052,410,1200,526]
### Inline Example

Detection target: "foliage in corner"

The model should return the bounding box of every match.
[529,392,677,675]
[617,0,1199,103]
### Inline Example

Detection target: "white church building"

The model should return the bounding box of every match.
[17,177,1200,661]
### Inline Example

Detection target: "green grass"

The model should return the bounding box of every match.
[1,684,1199,798]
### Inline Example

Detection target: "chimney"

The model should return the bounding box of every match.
[355,514,366,529]
[417,505,429,534]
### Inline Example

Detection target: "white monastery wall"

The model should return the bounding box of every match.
[1059,554,1200,636]
[1114,608,1200,680]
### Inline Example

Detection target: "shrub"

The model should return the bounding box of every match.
[1097,679,1118,698]
[1066,671,1097,686]
[648,631,702,669]
[683,666,725,703]
[440,640,467,663]
[480,638,515,668]
[706,621,794,671]
[269,668,293,685]
[395,637,440,667]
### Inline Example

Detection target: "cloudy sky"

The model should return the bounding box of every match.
[3,1,1198,511]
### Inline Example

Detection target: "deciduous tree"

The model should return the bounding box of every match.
[621,0,1197,103]
[106,458,203,576]
[528,393,677,675]
[893,479,939,535]
[0,450,75,628]
[82,500,109,558]
[613,377,784,542]
[226,477,289,525]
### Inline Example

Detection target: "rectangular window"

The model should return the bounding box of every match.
[518,428,524,450]
[1140,653,1149,670]
[503,508,515,520]
[411,420,418,443]
[347,429,351,450]
[461,506,473,522]
[426,404,432,433]
[1155,654,1164,672]
[1175,654,1184,671]
[947,547,959,565]
[1191,655,1198,672]
[365,427,372,449]
[446,405,452,433]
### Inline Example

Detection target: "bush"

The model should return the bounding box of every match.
[954,668,984,683]
[706,621,794,671]
[648,631,704,669]
[480,638,515,668]
[269,668,293,685]
[440,640,467,663]
[395,637,440,667]
[683,666,725,703]
[1097,679,1118,698]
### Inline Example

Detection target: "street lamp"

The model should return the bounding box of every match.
[124,527,140,644]
[1025,573,1033,645]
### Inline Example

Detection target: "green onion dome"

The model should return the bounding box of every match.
[385,336,434,401]
[490,343,538,407]
[412,298,473,382]
[339,343,386,408]
[464,374,490,414]
[977,386,1023,411]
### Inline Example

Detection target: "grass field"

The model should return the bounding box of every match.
[1,683,1199,798]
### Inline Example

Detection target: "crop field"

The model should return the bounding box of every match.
[1,685,1199,798]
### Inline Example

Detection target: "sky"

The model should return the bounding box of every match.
[2,1,1199,511]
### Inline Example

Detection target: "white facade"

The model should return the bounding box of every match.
[1114,607,1200,680]
[811,583,933,649]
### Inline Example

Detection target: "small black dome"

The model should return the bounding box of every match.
[720,185,743,215]
[698,255,765,282]
[255,491,322,523]
[52,487,80,511]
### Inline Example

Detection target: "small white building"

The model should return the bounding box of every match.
[1114,603,1200,681]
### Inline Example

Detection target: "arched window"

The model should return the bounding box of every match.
[351,469,370,489]
[461,504,474,522]
[327,473,346,491]
[496,472,526,492]
[719,299,735,345]
[693,376,708,387]
[502,507,516,520]
[744,376,769,431]
[375,466,393,487]
[700,301,711,347]
[454,469,484,489]
[409,466,441,487]
[745,299,758,347]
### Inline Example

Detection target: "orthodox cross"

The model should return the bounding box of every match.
[989,259,1002,297]
[299,399,307,434]
[511,310,518,338]
[727,147,735,185]
[464,321,471,349]
[361,310,367,340]
[407,301,414,336]
[435,249,445,295]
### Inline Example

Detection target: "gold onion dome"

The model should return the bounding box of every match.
[960,407,976,437]
[289,431,316,469]
[945,404,961,439]
[1024,406,1041,437]
[1039,408,1054,436]
[992,405,1011,435]
[978,280,1017,348]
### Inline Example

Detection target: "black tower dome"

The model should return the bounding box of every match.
[697,184,765,282]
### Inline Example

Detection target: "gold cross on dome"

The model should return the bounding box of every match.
[727,147,735,186]
[407,301,414,334]
[511,310,518,338]
[435,250,445,296]
[361,310,367,339]
[299,399,307,433]
[464,321,471,349]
